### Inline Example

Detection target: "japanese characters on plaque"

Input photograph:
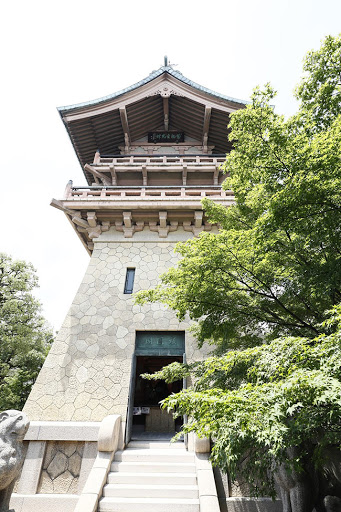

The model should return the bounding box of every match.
[148,131,184,143]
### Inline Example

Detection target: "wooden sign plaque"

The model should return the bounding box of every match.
[148,131,184,143]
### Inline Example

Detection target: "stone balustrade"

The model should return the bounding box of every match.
[95,154,227,167]
[10,416,123,512]
[64,185,233,201]
[74,415,122,512]
[81,153,228,189]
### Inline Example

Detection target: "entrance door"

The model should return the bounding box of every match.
[132,355,183,435]
[125,331,185,442]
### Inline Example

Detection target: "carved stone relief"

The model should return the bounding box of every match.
[38,441,84,494]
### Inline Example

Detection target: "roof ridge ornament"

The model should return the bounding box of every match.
[146,80,184,98]
[163,56,179,70]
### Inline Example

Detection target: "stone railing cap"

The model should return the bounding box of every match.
[24,421,102,441]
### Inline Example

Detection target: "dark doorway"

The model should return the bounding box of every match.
[132,355,183,436]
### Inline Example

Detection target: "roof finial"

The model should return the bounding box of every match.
[164,55,168,67]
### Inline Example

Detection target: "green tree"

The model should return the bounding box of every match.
[144,307,341,497]
[136,34,341,497]
[136,34,341,350]
[0,253,53,410]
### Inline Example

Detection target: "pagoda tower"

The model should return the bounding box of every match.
[24,62,245,441]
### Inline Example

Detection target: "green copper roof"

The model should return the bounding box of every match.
[57,66,248,113]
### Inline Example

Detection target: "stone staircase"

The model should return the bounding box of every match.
[98,440,200,512]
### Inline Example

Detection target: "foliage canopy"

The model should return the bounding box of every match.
[0,253,53,410]
[136,34,341,350]
[137,34,341,497]
[144,308,341,497]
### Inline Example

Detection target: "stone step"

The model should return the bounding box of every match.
[111,461,196,473]
[127,441,185,450]
[103,483,199,499]
[114,449,194,463]
[98,497,200,512]
[107,471,197,485]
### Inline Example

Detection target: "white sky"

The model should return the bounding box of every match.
[1,0,340,331]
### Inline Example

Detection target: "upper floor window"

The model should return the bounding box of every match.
[124,268,135,294]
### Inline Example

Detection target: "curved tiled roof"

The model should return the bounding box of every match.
[58,66,248,113]
[58,65,248,181]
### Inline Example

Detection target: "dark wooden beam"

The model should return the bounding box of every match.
[202,106,212,150]
[119,107,131,152]
[163,97,169,131]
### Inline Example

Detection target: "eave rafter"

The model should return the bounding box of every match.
[163,97,169,131]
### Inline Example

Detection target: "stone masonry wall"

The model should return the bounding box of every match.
[24,229,208,422]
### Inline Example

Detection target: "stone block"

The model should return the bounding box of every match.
[17,441,46,494]
[118,421,125,450]
[187,432,195,452]
[47,451,68,479]
[93,451,112,470]
[78,442,98,493]
[24,421,101,441]
[10,494,78,512]
[197,468,218,496]
[69,451,82,477]
[74,492,99,512]
[82,466,108,494]
[97,415,121,452]
[224,498,282,512]
[195,452,211,470]
[200,495,221,512]
[195,434,210,453]
[63,443,77,457]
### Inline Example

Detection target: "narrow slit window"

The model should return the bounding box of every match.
[124,268,135,294]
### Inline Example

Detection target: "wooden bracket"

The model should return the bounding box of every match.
[87,212,97,228]
[84,164,111,186]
